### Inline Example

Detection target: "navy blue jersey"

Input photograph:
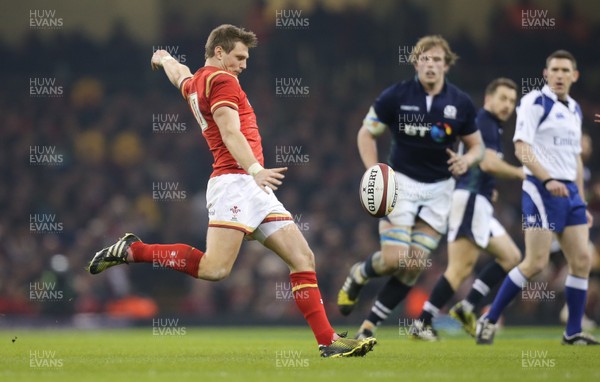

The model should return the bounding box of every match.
[373,77,478,183]
[455,108,502,200]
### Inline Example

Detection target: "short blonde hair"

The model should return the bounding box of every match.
[409,35,458,66]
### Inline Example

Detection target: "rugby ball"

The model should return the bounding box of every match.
[359,163,398,218]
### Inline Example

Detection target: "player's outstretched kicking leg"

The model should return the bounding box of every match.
[87,228,377,358]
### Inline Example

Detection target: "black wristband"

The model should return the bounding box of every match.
[542,178,555,187]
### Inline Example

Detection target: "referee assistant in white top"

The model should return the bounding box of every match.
[476,50,598,345]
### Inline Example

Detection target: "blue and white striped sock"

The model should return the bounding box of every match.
[565,274,588,336]
[486,267,527,323]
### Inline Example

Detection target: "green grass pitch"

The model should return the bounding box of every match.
[1,326,598,382]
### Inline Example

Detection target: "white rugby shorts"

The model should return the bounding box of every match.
[206,174,294,243]
[387,171,455,234]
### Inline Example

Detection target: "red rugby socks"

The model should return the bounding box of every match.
[129,242,203,278]
[289,271,336,345]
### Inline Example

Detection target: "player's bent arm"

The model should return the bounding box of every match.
[213,106,262,172]
[460,130,485,167]
[163,59,193,89]
[479,149,525,180]
[213,106,285,191]
[151,50,193,89]
[357,125,379,169]
[514,140,551,181]
[357,106,388,169]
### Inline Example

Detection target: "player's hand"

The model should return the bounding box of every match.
[253,167,287,193]
[446,148,470,177]
[586,209,594,227]
[594,114,600,123]
[544,179,568,197]
[151,49,171,71]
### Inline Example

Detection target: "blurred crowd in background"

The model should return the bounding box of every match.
[1,0,600,328]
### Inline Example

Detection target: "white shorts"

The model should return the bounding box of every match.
[206,174,294,243]
[447,189,507,248]
[387,171,455,234]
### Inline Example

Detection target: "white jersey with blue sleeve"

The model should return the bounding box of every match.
[513,85,582,181]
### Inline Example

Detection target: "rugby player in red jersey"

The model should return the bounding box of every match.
[87,24,376,358]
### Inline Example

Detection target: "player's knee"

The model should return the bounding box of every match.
[288,248,315,272]
[521,257,547,276]
[506,248,522,268]
[569,252,592,274]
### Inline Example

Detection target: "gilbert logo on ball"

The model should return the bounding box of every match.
[359,163,398,217]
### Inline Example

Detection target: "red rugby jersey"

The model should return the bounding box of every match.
[180,66,264,177]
